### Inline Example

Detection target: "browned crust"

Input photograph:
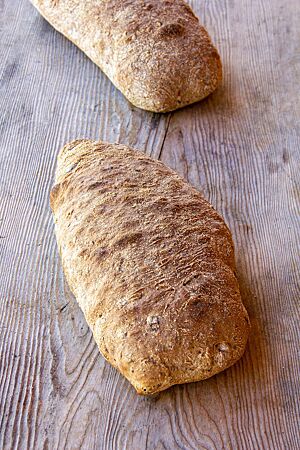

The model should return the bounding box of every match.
[50,140,250,395]
[30,0,222,112]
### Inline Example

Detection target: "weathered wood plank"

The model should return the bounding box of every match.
[0,0,299,449]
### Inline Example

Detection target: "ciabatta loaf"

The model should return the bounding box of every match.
[50,140,250,395]
[31,0,222,112]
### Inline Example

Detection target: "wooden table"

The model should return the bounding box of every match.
[0,1,299,448]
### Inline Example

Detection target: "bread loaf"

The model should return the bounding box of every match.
[50,140,250,395]
[31,0,222,112]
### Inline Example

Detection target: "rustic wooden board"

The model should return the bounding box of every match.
[0,0,299,449]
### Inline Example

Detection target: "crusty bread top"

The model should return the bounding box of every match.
[51,140,250,394]
[31,0,222,112]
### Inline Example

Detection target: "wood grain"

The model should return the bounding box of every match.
[0,0,299,449]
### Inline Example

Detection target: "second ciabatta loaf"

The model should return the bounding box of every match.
[30,0,222,112]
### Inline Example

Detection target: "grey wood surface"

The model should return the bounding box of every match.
[0,0,299,449]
